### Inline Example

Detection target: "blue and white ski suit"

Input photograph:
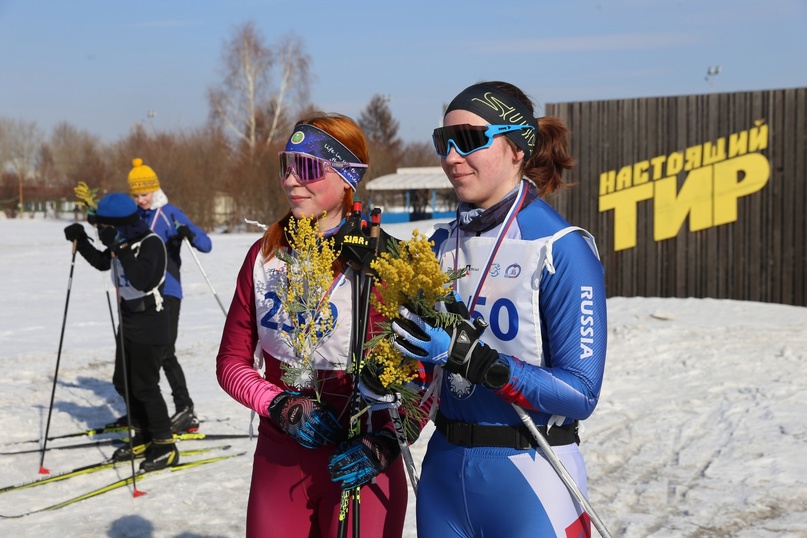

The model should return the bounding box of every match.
[137,189,211,413]
[137,189,212,301]
[417,180,607,538]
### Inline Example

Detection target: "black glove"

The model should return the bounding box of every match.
[333,211,374,268]
[444,318,505,387]
[176,225,195,241]
[268,391,344,449]
[98,226,126,251]
[357,367,401,413]
[357,367,424,444]
[329,432,400,490]
[359,364,395,397]
[64,223,88,243]
[333,208,397,268]
[391,300,508,388]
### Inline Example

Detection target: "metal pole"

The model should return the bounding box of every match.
[38,239,78,475]
[338,204,384,538]
[388,404,419,494]
[111,252,145,497]
[337,267,363,538]
[183,237,228,317]
[511,404,613,538]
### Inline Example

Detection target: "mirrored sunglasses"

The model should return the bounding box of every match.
[278,151,367,182]
[432,124,535,157]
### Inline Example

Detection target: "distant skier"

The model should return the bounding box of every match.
[64,193,179,471]
[122,157,212,433]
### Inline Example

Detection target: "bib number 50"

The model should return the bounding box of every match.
[470,295,518,342]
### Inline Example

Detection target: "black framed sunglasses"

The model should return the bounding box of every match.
[432,124,535,157]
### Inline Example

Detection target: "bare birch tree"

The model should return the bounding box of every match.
[208,22,311,155]
[262,34,310,147]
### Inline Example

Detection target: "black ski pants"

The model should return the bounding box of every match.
[162,296,193,413]
[113,336,172,442]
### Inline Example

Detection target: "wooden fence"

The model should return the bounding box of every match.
[546,88,807,306]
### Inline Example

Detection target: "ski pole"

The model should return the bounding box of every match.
[38,237,79,475]
[354,388,420,495]
[110,252,145,498]
[182,237,228,317]
[385,400,419,494]
[337,203,384,538]
[171,217,227,317]
[511,404,613,538]
[350,208,386,537]
[337,268,363,538]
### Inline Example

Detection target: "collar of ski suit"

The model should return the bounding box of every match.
[457,180,537,234]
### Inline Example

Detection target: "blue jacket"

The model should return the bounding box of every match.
[138,189,212,299]
[431,181,607,429]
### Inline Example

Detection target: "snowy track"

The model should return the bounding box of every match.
[1,218,806,537]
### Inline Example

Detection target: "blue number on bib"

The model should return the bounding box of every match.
[313,302,338,338]
[489,297,518,341]
[261,291,338,337]
[473,296,518,342]
[260,290,293,333]
[116,272,130,289]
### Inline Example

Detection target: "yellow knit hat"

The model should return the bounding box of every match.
[128,158,160,195]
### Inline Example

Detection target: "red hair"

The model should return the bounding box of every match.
[261,113,369,261]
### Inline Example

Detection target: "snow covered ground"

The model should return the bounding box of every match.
[1,216,806,537]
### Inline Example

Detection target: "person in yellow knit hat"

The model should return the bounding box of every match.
[108,158,213,433]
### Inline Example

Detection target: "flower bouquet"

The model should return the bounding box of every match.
[276,215,464,437]
[274,214,339,400]
[362,230,466,438]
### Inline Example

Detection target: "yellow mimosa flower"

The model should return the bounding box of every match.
[275,213,339,398]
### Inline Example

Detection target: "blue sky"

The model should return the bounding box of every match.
[1,0,805,144]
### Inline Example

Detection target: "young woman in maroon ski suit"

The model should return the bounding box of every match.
[216,114,416,537]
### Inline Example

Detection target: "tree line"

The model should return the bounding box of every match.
[0,21,439,230]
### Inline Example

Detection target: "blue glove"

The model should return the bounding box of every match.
[329,432,399,490]
[392,302,508,388]
[390,305,451,365]
[268,391,344,449]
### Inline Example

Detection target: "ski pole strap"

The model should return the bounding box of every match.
[435,411,579,449]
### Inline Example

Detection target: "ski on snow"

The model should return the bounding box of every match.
[0,450,247,518]
[9,417,232,446]
[10,424,128,444]
[0,444,233,495]
[0,431,252,456]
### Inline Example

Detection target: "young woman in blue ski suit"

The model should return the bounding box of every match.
[391,81,608,538]
[128,158,212,431]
